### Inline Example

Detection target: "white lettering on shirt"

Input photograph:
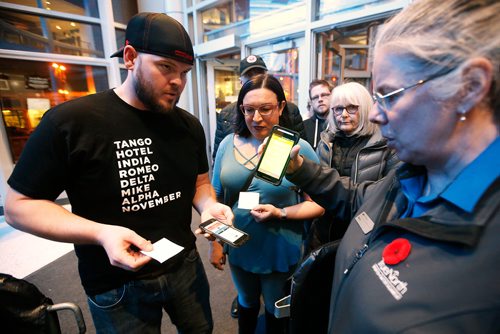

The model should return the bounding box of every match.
[113,138,181,212]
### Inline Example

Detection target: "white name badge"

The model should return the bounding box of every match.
[355,212,375,234]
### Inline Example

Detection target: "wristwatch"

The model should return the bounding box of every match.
[280,208,287,220]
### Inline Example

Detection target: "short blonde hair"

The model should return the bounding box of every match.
[329,82,379,137]
[374,0,500,122]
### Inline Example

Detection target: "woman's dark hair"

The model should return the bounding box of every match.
[234,74,292,137]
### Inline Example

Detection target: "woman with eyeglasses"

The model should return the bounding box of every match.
[284,0,500,332]
[210,74,324,333]
[307,81,399,251]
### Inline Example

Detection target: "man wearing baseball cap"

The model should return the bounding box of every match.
[5,12,233,333]
[239,54,268,75]
[213,55,306,164]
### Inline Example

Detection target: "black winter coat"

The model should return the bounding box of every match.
[307,129,400,246]
[289,158,500,333]
[316,129,400,184]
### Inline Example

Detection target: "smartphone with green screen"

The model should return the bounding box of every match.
[255,125,300,186]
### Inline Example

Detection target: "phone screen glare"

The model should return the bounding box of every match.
[205,221,244,243]
[258,132,294,179]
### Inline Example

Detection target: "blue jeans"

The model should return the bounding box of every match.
[229,263,294,314]
[87,249,212,334]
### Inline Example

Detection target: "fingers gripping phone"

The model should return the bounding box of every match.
[199,218,250,247]
[255,125,300,186]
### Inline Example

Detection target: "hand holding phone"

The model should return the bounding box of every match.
[286,144,303,174]
[199,218,250,247]
[255,125,300,185]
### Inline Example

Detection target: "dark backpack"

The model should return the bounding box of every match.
[0,273,85,333]
[288,240,340,334]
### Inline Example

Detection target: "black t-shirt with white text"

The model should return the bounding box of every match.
[8,90,208,295]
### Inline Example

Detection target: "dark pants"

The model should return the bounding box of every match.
[88,249,212,334]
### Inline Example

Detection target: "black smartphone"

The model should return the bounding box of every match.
[255,125,300,185]
[199,218,250,247]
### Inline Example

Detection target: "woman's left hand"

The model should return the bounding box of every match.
[209,240,226,270]
[250,204,280,222]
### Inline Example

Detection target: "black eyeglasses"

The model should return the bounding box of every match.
[311,92,331,102]
[372,69,453,111]
[332,104,359,115]
[240,104,278,117]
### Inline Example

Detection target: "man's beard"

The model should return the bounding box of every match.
[133,66,177,114]
[315,108,329,118]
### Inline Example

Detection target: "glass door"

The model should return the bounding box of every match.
[205,59,240,157]
[250,37,305,114]
[316,20,386,90]
[323,39,345,88]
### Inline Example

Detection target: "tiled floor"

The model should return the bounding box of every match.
[0,205,74,278]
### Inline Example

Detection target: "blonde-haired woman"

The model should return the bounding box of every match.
[308,81,399,250]
[329,81,378,136]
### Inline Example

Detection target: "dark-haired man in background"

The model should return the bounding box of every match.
[303,79,333,150]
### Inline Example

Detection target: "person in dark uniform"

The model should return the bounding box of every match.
[285,1,500,332]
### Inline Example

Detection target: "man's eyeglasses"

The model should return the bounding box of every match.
[240,104,278,117]
[311,92,331,102]
[332,104,359,115]
[372,69,452,111]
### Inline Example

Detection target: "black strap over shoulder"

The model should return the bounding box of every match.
[224,169,255,208]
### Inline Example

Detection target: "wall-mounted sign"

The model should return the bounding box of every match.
[26,76,51,90]
[0,79,9,90]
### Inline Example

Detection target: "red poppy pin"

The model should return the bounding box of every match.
[382,238,411,265]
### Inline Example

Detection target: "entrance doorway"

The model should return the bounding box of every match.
[251,37,306,117]
[205,58,240,159]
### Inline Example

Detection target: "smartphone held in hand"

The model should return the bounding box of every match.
[255,125,300,186]
[199,218,250,247]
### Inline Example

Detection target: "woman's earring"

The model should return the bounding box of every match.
[458,108,467,122]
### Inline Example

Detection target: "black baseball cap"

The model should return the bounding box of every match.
[240,55,267,76]
[111,12,194,65]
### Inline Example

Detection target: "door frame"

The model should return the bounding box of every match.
[250,37,307,118]
[204,58,240,159]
